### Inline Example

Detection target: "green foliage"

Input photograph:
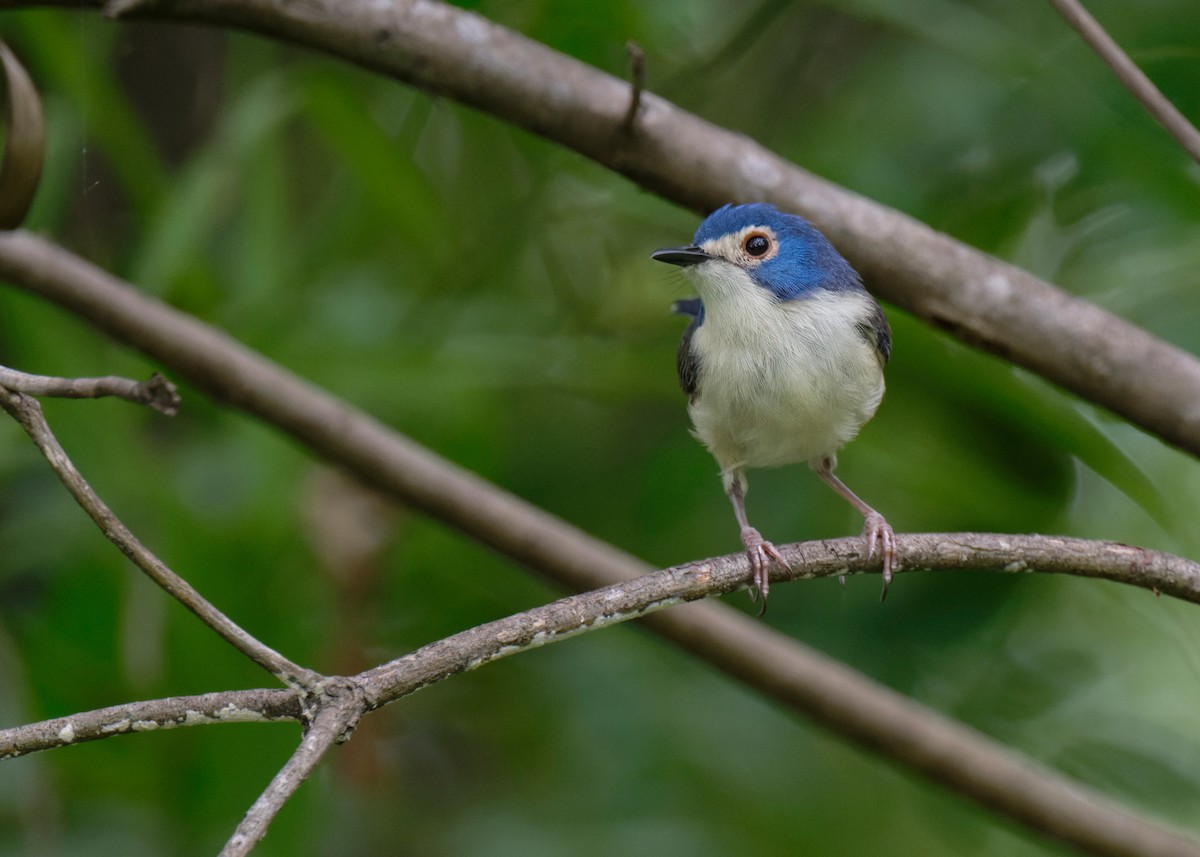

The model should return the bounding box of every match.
[2,1,1200,854]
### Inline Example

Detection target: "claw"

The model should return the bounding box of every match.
[862,512,897,600]
[741,526,788,614]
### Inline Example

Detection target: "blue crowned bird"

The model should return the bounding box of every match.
[652,203,896,605]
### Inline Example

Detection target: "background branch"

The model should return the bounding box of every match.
[1048,0,1200,166]
[18,0,1200,458]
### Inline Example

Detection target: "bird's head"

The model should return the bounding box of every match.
[651,203,861,301]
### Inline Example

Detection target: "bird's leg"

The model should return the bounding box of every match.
[724,470,788,610]
[813,456,896,599]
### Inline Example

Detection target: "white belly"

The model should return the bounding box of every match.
[688,290,884,473]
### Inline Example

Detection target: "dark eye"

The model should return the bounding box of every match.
[744,234,770,257]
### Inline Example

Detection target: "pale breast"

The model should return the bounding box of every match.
[687,290,885,472]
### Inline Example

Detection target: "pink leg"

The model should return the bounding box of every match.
[725,471,788,612]
[813,457,896,599]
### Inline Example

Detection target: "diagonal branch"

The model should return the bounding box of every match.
[1049,0,1200,166]
[358,532,1200,708]
[17,0,1200,459]
[354,542,1200,857]
[219,681,363,857]
[0,387,322,690]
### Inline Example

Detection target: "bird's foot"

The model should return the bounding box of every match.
[861,512,897,600]
[740,526,788,614]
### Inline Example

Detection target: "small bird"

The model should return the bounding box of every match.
[652,202,896,605]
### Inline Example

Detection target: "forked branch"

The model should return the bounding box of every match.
[4,532,1200,856]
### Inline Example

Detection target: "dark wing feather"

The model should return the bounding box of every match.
[671,297,703,319]
[856,299,892,366]
[677,319,701,399]
[672,298,703,399]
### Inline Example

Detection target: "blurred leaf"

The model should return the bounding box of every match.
[127,74,295,300]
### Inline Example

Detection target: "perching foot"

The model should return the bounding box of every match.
[861,512,897,600]
[741,526,788,613]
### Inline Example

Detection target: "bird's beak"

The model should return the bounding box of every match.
[651,245,711,267]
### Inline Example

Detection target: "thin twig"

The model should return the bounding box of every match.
[619,40,645,134]
[1049,0,1200,166]
[0,388,322,690]
[0,365,180,415]
[0,690,301,760]
[219,682,363,857]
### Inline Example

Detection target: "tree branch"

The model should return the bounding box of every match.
[1048,0,1200,166]
[5,533,1199,856]
[0,365,180,414]
[219,681,363,857]
[15,0,1200,459]
[358,532,1200,706]
[0,690,301,759]
[0,387,321,689]
[4,531,1197,757]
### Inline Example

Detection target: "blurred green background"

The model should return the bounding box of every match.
[2,1,1200,854]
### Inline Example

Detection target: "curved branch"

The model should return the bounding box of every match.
[18,0,1200,458]
[0,388,321,689]
[4,531,1197,758]
[1049,0,1200,166]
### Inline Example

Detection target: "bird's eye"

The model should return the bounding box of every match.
[744,233,770,257]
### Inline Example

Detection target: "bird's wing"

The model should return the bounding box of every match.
[672,298,703,399]
[856,299,892,367]
[671,297,703,319]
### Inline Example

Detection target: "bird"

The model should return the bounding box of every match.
[651,202,896,606]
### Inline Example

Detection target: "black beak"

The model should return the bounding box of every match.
[651,245,711,267]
